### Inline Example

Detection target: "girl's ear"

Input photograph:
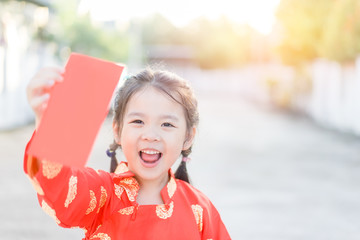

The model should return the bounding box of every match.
[112,121,121,144]
[183,126,196,151]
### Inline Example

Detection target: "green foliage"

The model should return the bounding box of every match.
[57,15,128,62]
[46,0,129,63]
[26,0,284,68]
[276,0,360,65]
[184,17,253,69]
[140,16,255,69]
[276,0,334,65]
[320,0,360,62]
[141,14,185,45]
[28,0,264,69]
[0,0,49,7]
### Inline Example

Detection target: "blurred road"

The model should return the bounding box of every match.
[1,87,360,239]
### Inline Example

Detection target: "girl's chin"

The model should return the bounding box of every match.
[133,168,170,186]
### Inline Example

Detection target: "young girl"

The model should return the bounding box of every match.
[24,66,231,239]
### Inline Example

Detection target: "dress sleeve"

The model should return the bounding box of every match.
[24,132,119,232]
[200,200,231,240]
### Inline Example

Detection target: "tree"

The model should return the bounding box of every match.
[0,0,50,7]
[44,0,129,63]
[141,14,182,45]
[275,0,335,65]
[183,17,253,69]
[320,0,360,63]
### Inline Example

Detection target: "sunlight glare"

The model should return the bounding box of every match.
[78,0,280,34]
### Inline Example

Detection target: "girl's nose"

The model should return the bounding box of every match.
[141,127,160,142]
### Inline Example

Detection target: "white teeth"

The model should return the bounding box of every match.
[141,150,160,155]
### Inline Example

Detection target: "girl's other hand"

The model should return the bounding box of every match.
[26,67,64,129]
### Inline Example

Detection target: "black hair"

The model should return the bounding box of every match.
[108,68,199,184]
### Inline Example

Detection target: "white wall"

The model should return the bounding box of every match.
[0,9,57,130]
[309,57,360,135]
[180,59,360,137]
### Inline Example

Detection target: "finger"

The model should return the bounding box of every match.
[27,72,64,100]
[29,93,50,114]
[40,102,48,113]
[28,67,64,91]
[46,66,65,82]
[47,66,65,74]
[39,66,64,76]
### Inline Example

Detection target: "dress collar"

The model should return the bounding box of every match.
[112,162,177,205]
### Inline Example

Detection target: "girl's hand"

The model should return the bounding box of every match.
[26,67,64,129]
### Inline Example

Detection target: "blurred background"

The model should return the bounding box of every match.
[1,0,360,239]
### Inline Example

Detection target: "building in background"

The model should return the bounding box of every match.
[0,0,58,130]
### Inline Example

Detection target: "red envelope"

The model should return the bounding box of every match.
[27,53,124,168]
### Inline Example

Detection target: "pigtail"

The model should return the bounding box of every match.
[107,140,119,173]
[110,68,199,180]
[175,149,192,183]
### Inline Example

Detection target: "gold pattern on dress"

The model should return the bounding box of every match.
[41,200,60,224]
[114,177,139,201]
[191,204,204,232]
[64,176,78,208]
[167,177,177,198]
[118,206,135,215]
[90,233,111,240]
[97,186,107,213]
[114,183,124,199]
[114,162,129,174]
[156,201,174,219]
[85,190,97,215]
[96,224,102,231]
[42,160,62,179]
[119,177,139,202]
[28,177,44,195]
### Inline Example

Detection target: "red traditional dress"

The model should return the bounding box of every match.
[24,135,231,240]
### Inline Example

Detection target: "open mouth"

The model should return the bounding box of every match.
[139,150,162,165]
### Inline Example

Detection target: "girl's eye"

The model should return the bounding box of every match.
[131,119,143,124]
[162,122,175,128]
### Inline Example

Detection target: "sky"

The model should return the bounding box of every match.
[78,0,280,34]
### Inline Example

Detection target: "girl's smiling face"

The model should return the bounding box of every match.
[114,86,195,185]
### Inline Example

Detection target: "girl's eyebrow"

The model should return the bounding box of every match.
[127,112,179,122]
[160,114,179,122]
[126,112,145,118]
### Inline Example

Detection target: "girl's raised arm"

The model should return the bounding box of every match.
[25,67,64,178]
[26,67,64,129]
[24,149,118,233]
[24,68,119,235]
